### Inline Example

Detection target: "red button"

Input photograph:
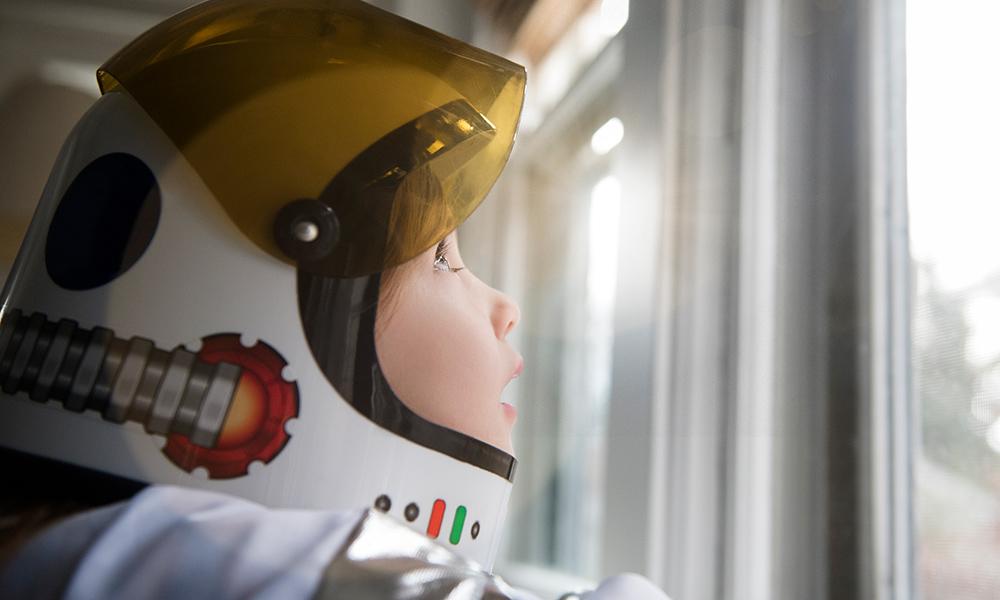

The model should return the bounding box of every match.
[427,499,446,538]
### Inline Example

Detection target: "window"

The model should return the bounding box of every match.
[473,0,917,598]
[459,0,635,593]
[908,0,1000,595]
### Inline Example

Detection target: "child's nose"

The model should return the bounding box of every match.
[491,288,520,340]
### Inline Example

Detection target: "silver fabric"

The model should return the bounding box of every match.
[313,509,516,600]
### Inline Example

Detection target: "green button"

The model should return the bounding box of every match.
[450,505,467,545]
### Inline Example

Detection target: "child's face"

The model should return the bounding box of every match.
[375,232,522,454]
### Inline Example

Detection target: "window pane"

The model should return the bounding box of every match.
[908,1,1000,596]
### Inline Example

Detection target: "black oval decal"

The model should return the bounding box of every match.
[46,153,160,290]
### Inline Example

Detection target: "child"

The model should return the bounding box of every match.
[0,1,669,597]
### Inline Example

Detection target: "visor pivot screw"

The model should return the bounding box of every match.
[273,198,340,263]
[292,220,320,243]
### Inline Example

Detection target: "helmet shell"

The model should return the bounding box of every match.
[0,0,524,570]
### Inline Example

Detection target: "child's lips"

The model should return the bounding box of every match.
[502,358,523,415]
[501,402,517,420]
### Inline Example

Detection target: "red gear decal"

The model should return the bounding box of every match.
[162,334,299,479]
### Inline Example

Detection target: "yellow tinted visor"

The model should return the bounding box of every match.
[97,0,525,277]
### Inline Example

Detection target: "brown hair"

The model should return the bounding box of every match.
[378,167,453,321]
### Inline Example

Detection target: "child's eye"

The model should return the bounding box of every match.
[434,240,464,274]
[434,254,454,272]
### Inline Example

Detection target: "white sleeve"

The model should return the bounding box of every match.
[582,573,673,600]
[0,485,365,600]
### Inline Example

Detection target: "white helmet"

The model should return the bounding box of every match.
[0,0,524,570]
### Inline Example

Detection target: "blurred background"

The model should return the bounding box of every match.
[1,0,997,598]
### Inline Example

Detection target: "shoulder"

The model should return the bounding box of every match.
[0,486,365,600]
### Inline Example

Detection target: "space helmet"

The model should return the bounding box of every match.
[0,0,524,569]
